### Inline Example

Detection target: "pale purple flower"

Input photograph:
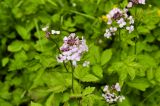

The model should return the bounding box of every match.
[103,85,109,92]
[127,2,133,8]
[127,0,146,8]
[104,8,135,38]
[110,27,117,33]
[128,16,134,24]
[57,33,88,66]
[114,83,121,92]
[126,25,134,33]
[117,18,126,28]
[102,83,125,104]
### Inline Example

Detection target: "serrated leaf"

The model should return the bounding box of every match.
[2,57,9,67]
[89,44,101,64]
[101,49,112,66]
[82,87,95,96]
[16,25,30,40]
[74,66,99,82]
[74,66,89,80]
[43,72,68,93]
[8,40,23,52]
[92,65,103,78]
[127,78,150,91]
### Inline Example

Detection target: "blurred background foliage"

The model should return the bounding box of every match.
[0,0,160,106]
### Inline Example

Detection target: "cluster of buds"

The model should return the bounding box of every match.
[104,8,134,38]
[127,0,145,8]
[102,83,125,104]
[42,26,60,38]
[57,33,88,66]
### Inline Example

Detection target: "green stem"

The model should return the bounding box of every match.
[70,60,74,93]
[118,29,121,60]
[51,39,69,72]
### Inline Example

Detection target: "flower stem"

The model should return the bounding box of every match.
[70,61,74,93]
[51,39,69,72]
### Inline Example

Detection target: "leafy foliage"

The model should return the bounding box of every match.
[0,0,160,106]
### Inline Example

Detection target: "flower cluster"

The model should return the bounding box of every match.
[127,0,145,8]
[57,33,88,66]
[102,83,125,104]
[104,8,134,38]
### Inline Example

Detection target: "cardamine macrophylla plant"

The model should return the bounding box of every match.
[42,26,89,93]
[102,83,125,104]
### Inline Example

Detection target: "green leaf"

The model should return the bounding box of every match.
[101,49,112,66]
[45,93,54,106]
[43,72,68,93]
[147,68,154,80]
[127,78,150,91]
[155,67,160,82]
[15,25,30,40]
[82,87,95,96]
[92,65,103,78]
[62,92,70,102]
[127,67,136,80]
[74,66,99,82]
[2,57,9,67]
[0,98,12,106]
[31,101,42,106]
[82,74,99,82]
[118,97,131,106]
[89,44,101,64]
[8,40,23,52]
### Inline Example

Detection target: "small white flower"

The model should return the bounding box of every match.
[42,26,49,31]
[117,18,126,28]
[104,32,112,38]
[107,19,112,25]
[128,16,134,24]
[51,30,60,35]
[127,2,133,8]
[115,83,121,92]
[126,25,134,33]
[110,27,117,32]
[138,0,145,4]
[83,61,90,67]
[72,61,77,66]
[103,85,109,92]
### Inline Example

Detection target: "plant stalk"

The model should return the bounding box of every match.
[70,60,75,93]
[51,39,69,72]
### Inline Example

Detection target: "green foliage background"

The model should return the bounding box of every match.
[0,0,160,106]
